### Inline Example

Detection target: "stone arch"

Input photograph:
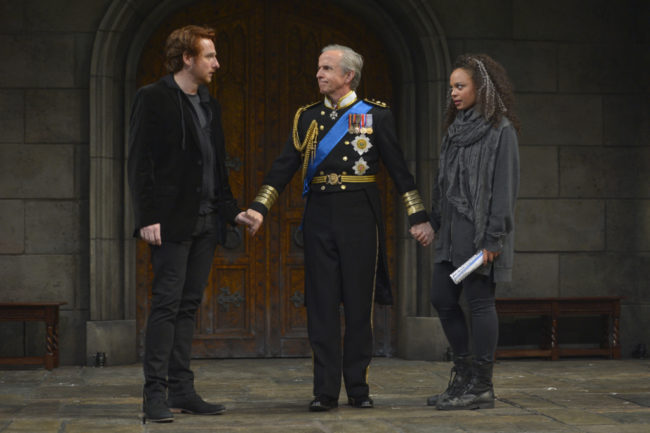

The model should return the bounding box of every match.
[88,0,450,361]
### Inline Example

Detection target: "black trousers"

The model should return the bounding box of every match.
[430,261,498,364]
[303,190,378,401]
[143,213,220,398]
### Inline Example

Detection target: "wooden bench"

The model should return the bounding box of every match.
[0,302,66,370]
[495,297,622,360]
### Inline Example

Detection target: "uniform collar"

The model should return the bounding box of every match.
[324,90,357,110]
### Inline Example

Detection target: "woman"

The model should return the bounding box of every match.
[424,54,520,410]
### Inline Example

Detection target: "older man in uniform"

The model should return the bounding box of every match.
[246,44,434,411]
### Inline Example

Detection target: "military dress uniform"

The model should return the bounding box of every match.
[250,91,427,403]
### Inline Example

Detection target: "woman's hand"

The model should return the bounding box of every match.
[482,249,500,265]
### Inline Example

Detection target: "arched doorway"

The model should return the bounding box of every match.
[134,0,397,358]
[89,0,449,364]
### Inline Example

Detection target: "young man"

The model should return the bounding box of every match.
[128,25,252,423]
[245,45,433,411]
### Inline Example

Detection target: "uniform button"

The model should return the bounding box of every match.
[342,171,347,175]
[319,125,324,130]
[320,185,326,191]
[320,171,324,175]
[341,185,347,190]
[321,111,325,115]
[342,156,348,161]
[344,141,350,145]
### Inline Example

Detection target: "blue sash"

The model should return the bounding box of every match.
[302,100,372,196]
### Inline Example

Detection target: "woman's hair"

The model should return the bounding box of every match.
[322,44,364,90]
[164,25,216,73]
[444,54,520,133]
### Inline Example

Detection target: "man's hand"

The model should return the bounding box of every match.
[140,223,161,246]
[235,211,255,228]
[244,209,264,236]
[409,222,434,247]
[482,249,500,265]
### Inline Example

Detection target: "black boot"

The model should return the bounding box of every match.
[436,361,495,410]
[427,355,472,406]
[142,392,174,423]
[167,392,226,415]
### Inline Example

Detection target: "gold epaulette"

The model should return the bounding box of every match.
[364,98,389,108]
[301,101,321,111]
[292,101,320,148]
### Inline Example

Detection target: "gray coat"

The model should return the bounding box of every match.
[431,116,520,282]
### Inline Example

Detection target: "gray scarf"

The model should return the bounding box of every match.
[439,108,498,248]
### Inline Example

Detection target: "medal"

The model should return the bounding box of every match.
[351,134,372,155]
[347,113,371,135]
[330,110,338,120]
[365,114,373,134]
[353,157,369,175]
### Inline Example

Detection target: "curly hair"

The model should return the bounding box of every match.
[164,25,216,73]
[444,54,520,133]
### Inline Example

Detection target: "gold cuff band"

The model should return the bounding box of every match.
[402,189,425,216]
[253,185,279,210]
[311,174,377,185]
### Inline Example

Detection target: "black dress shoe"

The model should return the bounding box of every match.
[143,394,173,423]
[167,393,226,415]
[309,396,338,412]
[348,396,374,408]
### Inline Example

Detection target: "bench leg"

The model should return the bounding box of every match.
[550,316,558,361]
[612,314,621,359]
[44,306,60,370]
[45,324,56,370]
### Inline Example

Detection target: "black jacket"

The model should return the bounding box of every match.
[127,74,241,242]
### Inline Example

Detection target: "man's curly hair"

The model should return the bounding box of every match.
[444,54,520,133]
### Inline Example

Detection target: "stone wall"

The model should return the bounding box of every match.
[0,0,112,364]
[0,0,647,364]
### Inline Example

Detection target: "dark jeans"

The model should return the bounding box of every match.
[143,213,220,399]
[430,261,498,364]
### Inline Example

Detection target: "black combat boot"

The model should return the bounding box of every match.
[436,361,495,410]
[427,355,472,406]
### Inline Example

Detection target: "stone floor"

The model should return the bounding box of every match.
[0,358,649,432]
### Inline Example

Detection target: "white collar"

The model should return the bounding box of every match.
[324,91,357,110]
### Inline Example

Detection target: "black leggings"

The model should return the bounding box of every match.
[430,261,498,364]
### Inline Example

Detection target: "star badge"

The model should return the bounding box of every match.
[351,134,372,155]
[353,157,369,175]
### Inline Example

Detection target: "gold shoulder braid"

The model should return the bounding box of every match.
[292,102,320,182]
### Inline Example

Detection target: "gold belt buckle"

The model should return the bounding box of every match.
[326,173,342,185]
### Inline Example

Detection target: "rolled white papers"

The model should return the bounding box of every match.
[450,251,484,284]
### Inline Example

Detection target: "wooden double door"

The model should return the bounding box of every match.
[135,0,397,358]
